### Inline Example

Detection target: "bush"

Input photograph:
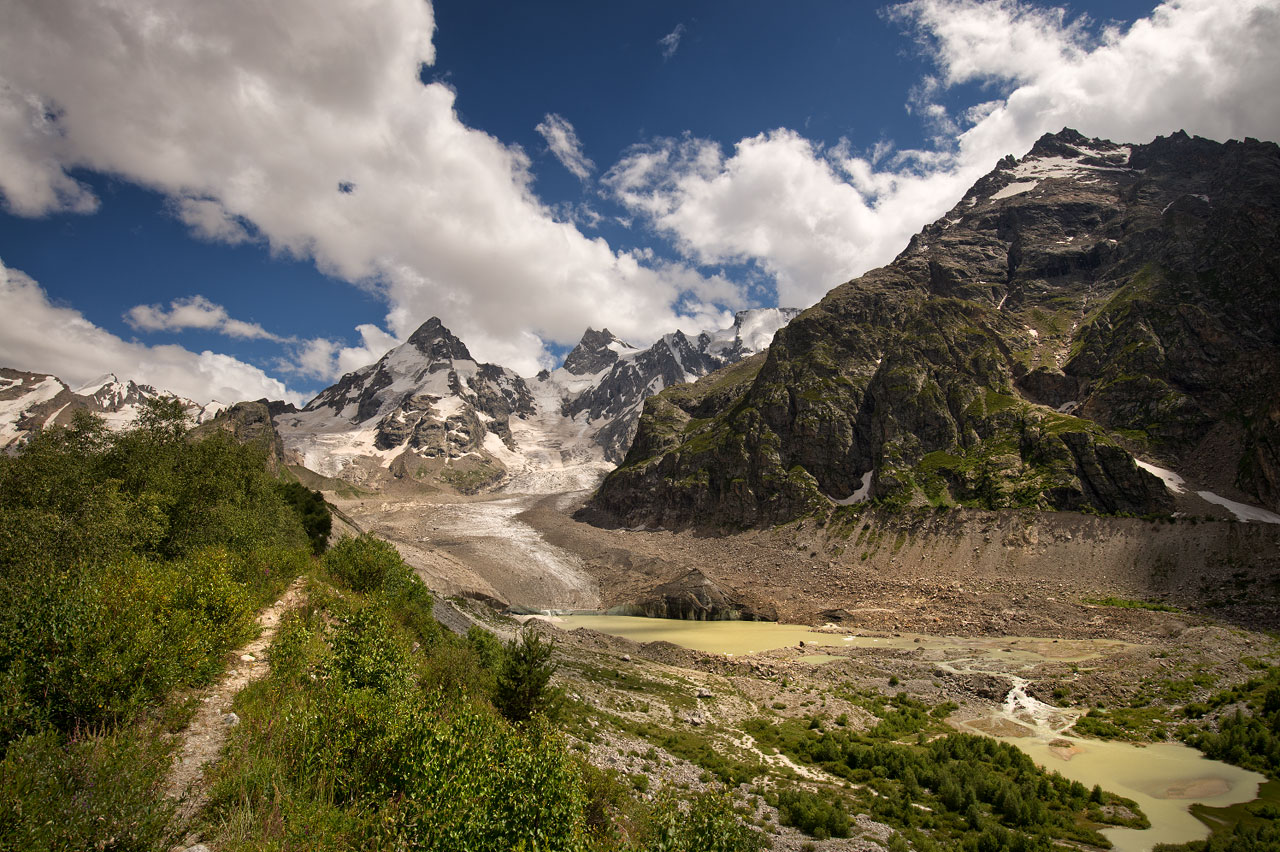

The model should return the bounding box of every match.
[328,605,413,693]
[277,480,332,554]
[467,625,505,671]
[322,533,439,647]
[777,787,850,839]
[0,399,314,852]
[419,637,496,699]
[0,727,175,852]
[381,554,439,645]
[0,548,264,743]
[639,788,768,852]
[215,621,590,851]
[323,534,406,593]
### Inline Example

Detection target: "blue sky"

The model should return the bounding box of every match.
[0,0,1277,405]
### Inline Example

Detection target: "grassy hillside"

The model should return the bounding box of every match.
[0,401,765,851]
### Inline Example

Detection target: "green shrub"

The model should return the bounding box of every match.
[322,533,439,646]
[277,480,333,554]
[268,611,318,685]
[380,554,439,645]
[323,533,406,593]
[215,647,589,850]
[777,787,850,839]
[638,788,768,852]
[467,625,505,670]
[0,548,264,743]
[419,636,496,699]
[327,605,413,693]
[0,727,175,852]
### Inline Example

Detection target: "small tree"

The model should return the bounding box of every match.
[135,395,190,442]
[495,629,562,723]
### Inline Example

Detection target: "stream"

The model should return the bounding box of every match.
[954,668,1264,852]
[557,615,1264,852]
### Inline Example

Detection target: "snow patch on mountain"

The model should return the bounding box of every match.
[987,134,1135,202]
[1137,460,1280,524]
[0,368,224,449]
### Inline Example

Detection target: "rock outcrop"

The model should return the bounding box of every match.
[189,400,287,473]
[608,569,771,621]
[593,130,1280,527]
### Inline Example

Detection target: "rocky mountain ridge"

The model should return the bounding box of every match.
[1,308,798,492]
[271,309,798,491]
[591,129,1280,528]
[540,308,802,462]
[0,368,224,450]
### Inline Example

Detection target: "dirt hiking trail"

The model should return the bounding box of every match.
[165,575,308,823]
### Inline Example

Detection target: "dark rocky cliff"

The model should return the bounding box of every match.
[189,400,287,473]
[592,130,1280,528]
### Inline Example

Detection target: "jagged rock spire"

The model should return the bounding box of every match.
[563,327,629,375]
[406,317,473,362]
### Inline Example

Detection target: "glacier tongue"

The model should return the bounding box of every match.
[497,376,613,494]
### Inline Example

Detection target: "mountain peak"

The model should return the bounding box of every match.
[1022,128,1130,166]
[563,327,631,375]
[73,373,121,395]
[405,317,473,362]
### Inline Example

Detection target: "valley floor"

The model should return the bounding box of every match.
[324,477,1280,851]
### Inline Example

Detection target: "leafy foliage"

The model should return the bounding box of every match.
[0,402,310,745]
[496,628,564,723]
[745,712,1147,850]
[277,480,332,553]
[322,532,405,593]
[0,548,291,742]
[207,598,590,851]
[322,532,439,646]
[776,787,850,839]
[636,789,768,852]
[0,400,312,851]
[1182,668,1280,780]
[0,727,176,852]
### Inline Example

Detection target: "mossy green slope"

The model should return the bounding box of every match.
[595,130,1280,527]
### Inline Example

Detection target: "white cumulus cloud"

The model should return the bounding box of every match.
[1,261,305,405]
[0,0,739,378]
[535,113,595,180]
[609,0,1280,308]
[125,295,281,341]
[279,324,402,383]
